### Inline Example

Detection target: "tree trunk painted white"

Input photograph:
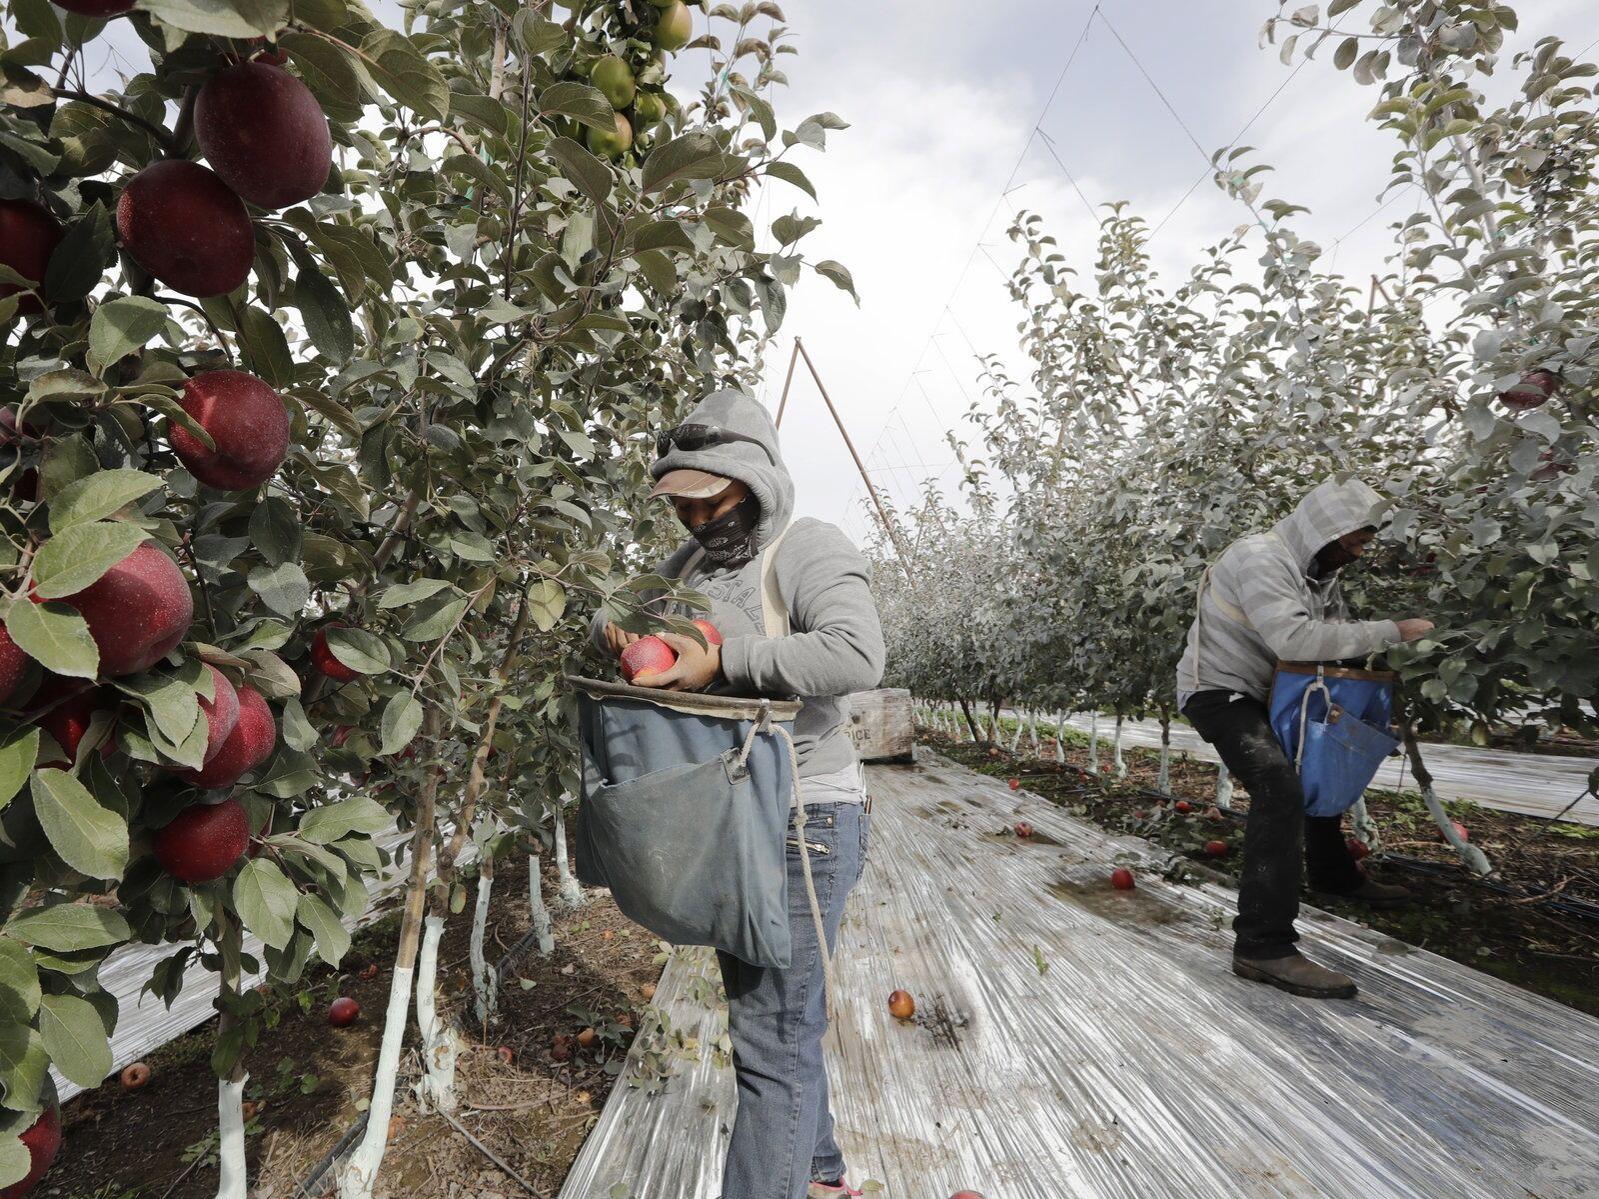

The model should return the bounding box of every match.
[1216,762,1235,810]
[469,861,497,1029]
[1087,714,1100,774]
[1157,717,1172,795]
[415,914,461,1114]
[1055,713,1068,762]
[1027,711,1040,756]
[553,799,585,909]
[338,963,416,1198]
[1113,715,1128,779]
[1008,713,1024,752]
[216,1071,248,1199]
[1403,731,1491,876]
[1349,794,1378,852]
[529,853,555,955]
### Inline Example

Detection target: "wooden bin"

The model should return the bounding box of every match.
[845,688,915,764]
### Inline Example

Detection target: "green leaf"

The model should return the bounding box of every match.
[237,306,295,388]
[527,579,566,632]
[294,269,354,364]
[764,160,817,201]
[249,748,318,798]
[43,203,113,304]
[0,730,37,814]
[27,368,105,404]
[377,578,453,609]
[233,858,298,950]
[296,893,350,967]
[400,593,470,642]
[38,993,111,1088]
[280,696,316,753]
[813,259,858,303]
[115,672,200,746]
[4,902,130,952]
[137,0,288,37]
[642,131,725,194]
[31,769,128,879]
[298,795,391,844]
[4,599,97,679]
[0,1134,28,1189]
[547,137,613,206]
[359,29,449,121]
[248,497,302,568]
[324,626,390,674]
[48,469,163,533]
[32,522,149,600]
[247,561,310,617]
[379,693,422,757]
[0,1025,49,1116]
[278,31,364,123]
[0,939,40,1025]
[539,81,615,131]
[449,94,508,135]
[88,296,171,371]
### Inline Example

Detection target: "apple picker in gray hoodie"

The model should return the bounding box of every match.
[589,389,886,786]
[1176,477,1405,708]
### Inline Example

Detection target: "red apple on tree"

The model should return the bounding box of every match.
[0,199,62,316]
[195,664,241,766]
[196,61,333,210]
[50,541,194,677]
[0,622,29,706]
[115,160,254,298]
[311,625,361,682]
[153,797,251,883]
[620,635,676,683]
[170,371,290,491]
[30,675,114,767]
[178,683,275,789]
[1497,369,1559,410]
[0,1078,61,1199]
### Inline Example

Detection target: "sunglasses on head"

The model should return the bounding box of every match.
[656,423,775,464]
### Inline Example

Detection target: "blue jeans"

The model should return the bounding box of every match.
[717,801,869,1199]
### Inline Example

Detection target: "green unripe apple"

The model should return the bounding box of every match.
[590,54,636,110]
[654,2,693,52]
[587,112,634,159]
[633,91,666,130]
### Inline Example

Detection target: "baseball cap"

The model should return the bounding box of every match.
[648,469,733,500]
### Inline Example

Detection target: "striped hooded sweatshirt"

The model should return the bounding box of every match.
[1176,478,1403,709]
[591,389,886,781]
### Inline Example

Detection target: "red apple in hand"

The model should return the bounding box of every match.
[620,635,676,683]
[153,797,251,883]
[328,997,360,1027]
[1110,867,1135,891]
[692,619,723,646]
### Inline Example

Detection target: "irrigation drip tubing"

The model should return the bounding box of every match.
[495,927,543,978]
[295,1111,369,1197]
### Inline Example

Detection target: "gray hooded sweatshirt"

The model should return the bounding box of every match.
[590,390,886,782]
[1176,478,1403,709]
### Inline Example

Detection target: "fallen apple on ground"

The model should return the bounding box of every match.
[119,1062,151,1090]
[1346,836,1372,861]
[1008,778,1020,790]
[1014,821,1033,838]
[1174,800,1193,814]
[1110,867,1135,891]
[576,1027,598,1049]
[887,989,915,1020]
[496,1046,515,1066]
[551,1033,574,1062]
[328,997,360,1027]
[1203,839,1229,857]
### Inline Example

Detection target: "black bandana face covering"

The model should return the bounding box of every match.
[692,495,760,567]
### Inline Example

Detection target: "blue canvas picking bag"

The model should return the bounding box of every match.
[1270,663,1401,818]
[570,676,804,969]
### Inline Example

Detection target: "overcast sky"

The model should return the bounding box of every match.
[52,1,1599,547]
[749,0,1599,546]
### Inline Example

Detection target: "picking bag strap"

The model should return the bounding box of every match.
[759,522,795,638]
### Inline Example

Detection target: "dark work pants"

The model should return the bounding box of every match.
[1183,690,1364,960]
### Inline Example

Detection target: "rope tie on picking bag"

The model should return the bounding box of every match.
[773,720,839,1025]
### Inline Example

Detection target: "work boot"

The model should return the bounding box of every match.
[1233,951,1357,999]
[1313,876,1414,909]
